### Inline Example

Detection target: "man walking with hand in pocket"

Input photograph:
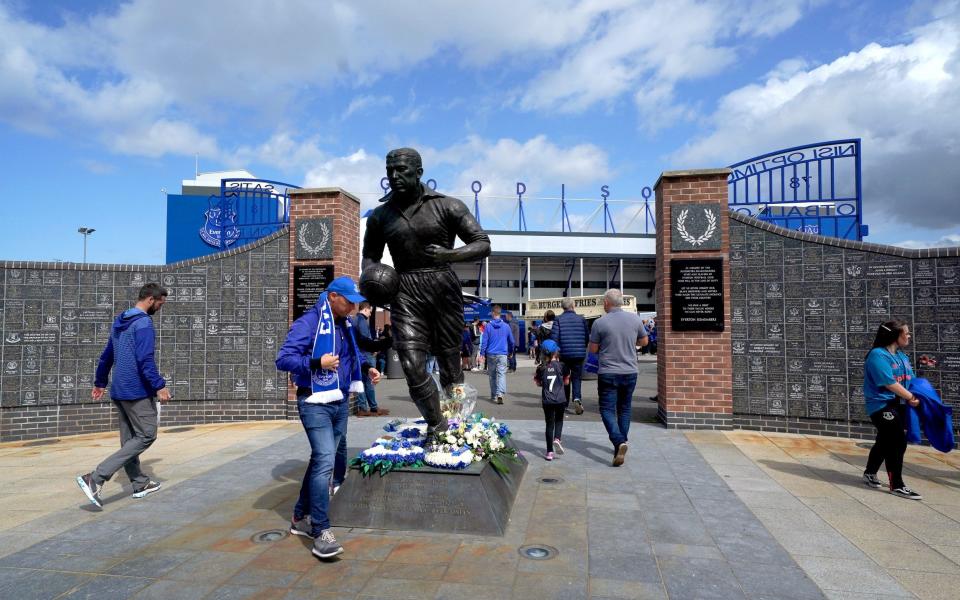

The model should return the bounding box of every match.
[77,283,170,508]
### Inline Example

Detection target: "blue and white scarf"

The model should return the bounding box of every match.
[307,292,365,404]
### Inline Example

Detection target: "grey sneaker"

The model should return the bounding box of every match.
[574,400,584,415]
[76,473,103,508]
[496,395,504,405]
[132,481,161,498]
[290,515,315,539]
[312,529,344,558]
[863,472,884,489]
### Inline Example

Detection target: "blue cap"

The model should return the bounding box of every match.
[541,339,559,355]
[326,276,366,303]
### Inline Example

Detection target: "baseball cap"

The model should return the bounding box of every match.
[541,339,560,355]
[326,276,366,303]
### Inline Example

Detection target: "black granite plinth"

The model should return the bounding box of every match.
[329,449,528,536]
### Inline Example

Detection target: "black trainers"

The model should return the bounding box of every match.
[76,473,103,508]
[574,400,584,415]
[863,472,884,489]
[891,486,923,500]
[312,529,344,558]
[132,480,161,498]
[290,515,316,539]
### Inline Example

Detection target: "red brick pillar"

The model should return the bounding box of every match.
[286,187,361,418]
[654,169,733,429]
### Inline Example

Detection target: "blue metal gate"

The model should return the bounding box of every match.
[727,139,865,240]
[201,178,300,250]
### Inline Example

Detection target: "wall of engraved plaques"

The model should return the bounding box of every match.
[730,217,960,426]
[0,232,290,410]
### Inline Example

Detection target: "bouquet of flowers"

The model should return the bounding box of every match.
[351,437,425,477]
[440,383,477,421]
[424,414,518,474]
[424,445,475,469]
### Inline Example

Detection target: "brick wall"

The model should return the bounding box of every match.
[285,188,362,417]
[654,169,733,429]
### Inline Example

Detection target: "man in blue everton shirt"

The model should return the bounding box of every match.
[276,276,382,559]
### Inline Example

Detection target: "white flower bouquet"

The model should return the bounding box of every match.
[351,437,425,477]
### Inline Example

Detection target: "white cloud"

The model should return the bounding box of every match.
[518,0,813,124]
[300,135,612,222]
[0,0,815,161]
[343,94,393,119]
[109,119,219,158]
[894,233,960,248]
[672,10,960,233]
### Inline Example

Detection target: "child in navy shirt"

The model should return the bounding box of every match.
[535,340,570,460]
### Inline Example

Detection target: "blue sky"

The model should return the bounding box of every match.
[1,0,958,264]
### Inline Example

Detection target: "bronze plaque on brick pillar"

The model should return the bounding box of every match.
[671,258,725,331]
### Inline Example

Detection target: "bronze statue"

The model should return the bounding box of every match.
[362,148,491,435]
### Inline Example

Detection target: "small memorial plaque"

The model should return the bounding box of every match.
[292,265,335,321]
[671,204,722,251]
[670,258,724,331]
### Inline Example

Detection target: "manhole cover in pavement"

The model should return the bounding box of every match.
[23,439,59,447]
[251,529,288,544]
[538,477,564,485]
[165,427,195,433]
[519,545,558,560]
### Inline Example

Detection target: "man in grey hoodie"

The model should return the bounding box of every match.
[76,283,169,508]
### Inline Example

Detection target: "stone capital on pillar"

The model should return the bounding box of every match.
[654,169,733,430]
[285,187,362,415]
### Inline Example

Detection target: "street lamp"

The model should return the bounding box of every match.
[77,227,95,263]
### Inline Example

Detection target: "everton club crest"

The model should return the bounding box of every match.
[200,195,241,248]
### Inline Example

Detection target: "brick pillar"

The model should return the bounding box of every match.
[286,187,361,418]
[654,169,733,429]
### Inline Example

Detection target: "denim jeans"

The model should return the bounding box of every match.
[355,371,378,412]
[561,357,585,402]
[597,373,637,449]
[294,394,348,534]
[487,354,508,398]
[508,350,517,371]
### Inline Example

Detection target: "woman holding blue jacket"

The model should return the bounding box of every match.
[862,319,922,500]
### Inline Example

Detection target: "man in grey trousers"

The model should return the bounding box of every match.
[76,283,170,508]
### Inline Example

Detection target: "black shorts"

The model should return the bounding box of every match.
[391,267,463,354]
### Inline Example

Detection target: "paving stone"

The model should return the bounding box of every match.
[657,556,747,599]
[107,549,196,578]
[887,568,960,600]
[588,577,667,599]
[435,581,513,600]
[643,511,713,545]
[714,534,796,566]
[0,568,90,600]
[588,549,660,583]
[204,584,291,599]
[794,556,912,597]
[511,571,587,599]
[360,576,441,598]
[728,560,826,599]
[134,578,217,599]
[651,542,723,560]
[61,575,153,599]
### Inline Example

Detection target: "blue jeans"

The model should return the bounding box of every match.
[356,371,378,412]
[508,349,517,371]
[294,395,348,534]
[597,373,637,450]
[487,354,508,398]
[561,357,584,402]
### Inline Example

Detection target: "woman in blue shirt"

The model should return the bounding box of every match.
[862,319,921,500]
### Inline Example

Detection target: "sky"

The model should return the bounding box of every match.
[0,0,958,264]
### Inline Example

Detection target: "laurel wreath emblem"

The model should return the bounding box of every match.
[299,221,331,256]
[676,208,717,246]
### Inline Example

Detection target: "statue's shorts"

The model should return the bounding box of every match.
[390,266,463,355]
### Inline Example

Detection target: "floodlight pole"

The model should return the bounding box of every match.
[77,227,95,264]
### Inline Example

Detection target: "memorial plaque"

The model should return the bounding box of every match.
[670,258,724,331]
[292,265,335,321]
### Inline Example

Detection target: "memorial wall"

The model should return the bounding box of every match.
[729,213,960,439]
[0,229,291,442]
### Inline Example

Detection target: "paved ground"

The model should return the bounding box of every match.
[1,358,959,599]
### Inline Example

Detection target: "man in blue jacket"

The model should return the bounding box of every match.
[479,305,515,404]
[275,276,381,559]
[76,283,170,508]
[551,297,589,415]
